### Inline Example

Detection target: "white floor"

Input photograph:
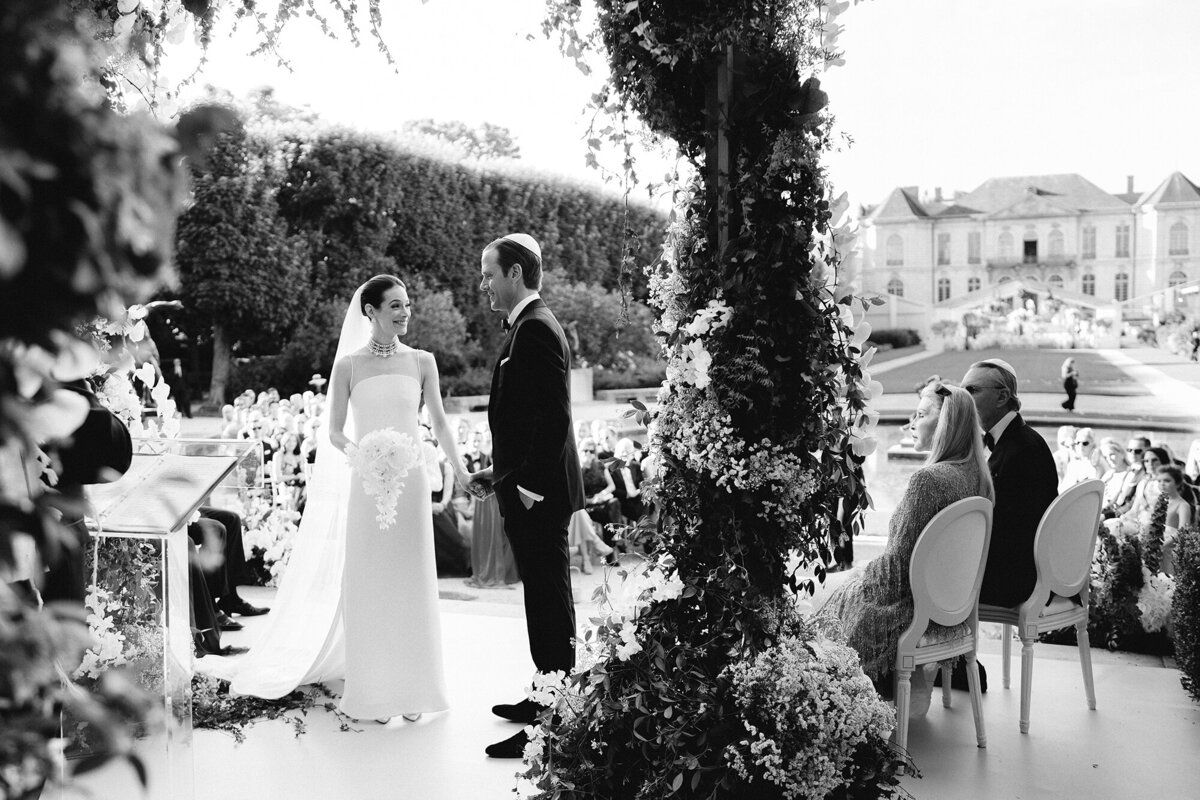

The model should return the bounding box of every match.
[62,587,1200,800]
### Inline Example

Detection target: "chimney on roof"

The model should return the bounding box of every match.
[1127,175,1135,194]
[934,187,943,202]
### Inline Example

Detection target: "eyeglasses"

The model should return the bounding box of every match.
[581,448,595,453]
[1127,448,1145,455]
[1074,440,1093,446]
[963,383,1006,395]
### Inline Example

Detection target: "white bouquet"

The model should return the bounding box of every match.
[346,428,421,529]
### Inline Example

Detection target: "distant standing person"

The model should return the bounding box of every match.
[1060,356,1079,413]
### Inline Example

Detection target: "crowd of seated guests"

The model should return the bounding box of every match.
[216,384,327,514]
[1098,434,1197,575]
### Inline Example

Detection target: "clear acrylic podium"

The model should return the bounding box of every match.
[82,437,261,800]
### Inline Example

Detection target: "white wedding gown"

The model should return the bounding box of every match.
[227,351,448,718]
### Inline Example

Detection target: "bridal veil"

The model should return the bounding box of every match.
[224,286,371,697]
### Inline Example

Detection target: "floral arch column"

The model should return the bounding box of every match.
[524,2,904,799]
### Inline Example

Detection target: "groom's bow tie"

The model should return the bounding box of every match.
[983,432,995,450]
[502,318,513,333]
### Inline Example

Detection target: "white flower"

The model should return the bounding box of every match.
[1137,567,1175,632]
[615,618,642,661]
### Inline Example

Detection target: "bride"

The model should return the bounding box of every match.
[227,275,471,721]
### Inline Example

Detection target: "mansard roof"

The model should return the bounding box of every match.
[868,187,928,221]
[1137,171,1200,206]
[953,173,1129,214]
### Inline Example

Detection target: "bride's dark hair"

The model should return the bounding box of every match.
[359,274,406,316]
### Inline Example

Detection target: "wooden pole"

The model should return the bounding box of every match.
[706,45,737,254]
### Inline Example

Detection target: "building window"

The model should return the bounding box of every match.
[1048,228,1064,258]
[937,277,951,302]
[1081,225,1096,259]
[1023,238,1038,264]
[886,277,904,297]
[1170,222,1189,256]
[1114,272,1130,302]
[967,231,981,264]
[998,231,1014,260]
[1048,274,1064,289]
[1169,270,1188,288]
[1115,223,1131,258]
[967,276,981,292]
[1081,273,1095,295]
[937,233,951,265]
[998,276,1013,283]
[885,234,904,266]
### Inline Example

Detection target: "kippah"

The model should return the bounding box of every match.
[984,358,1017,378]
[502,233,541,261]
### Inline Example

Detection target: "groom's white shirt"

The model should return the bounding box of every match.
[507,292,540,327]
[505,292,544,503]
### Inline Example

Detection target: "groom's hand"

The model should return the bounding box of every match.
[468,468,494,498]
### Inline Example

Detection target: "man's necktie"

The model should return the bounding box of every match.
[983,432,995,450]
[502,318,512,332]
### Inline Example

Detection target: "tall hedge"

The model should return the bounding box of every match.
[214,129,667,397]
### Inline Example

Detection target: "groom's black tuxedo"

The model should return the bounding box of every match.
[488,297,584,673]
[980,413,1058,607]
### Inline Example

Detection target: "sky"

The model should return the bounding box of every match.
[176,0,1200,211]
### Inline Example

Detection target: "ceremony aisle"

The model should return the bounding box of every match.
[62,582,1200,800]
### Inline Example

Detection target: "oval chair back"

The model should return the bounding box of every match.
[1027,479,1105,610]
[901,496,994,650]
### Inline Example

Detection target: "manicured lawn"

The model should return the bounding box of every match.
[875,347,1149,396]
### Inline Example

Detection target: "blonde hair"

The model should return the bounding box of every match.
[924,383,995,502]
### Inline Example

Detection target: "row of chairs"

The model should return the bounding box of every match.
[895,479,1104,753]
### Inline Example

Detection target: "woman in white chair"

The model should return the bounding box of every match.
[817,383,994,713]
[1059,427,1101,492]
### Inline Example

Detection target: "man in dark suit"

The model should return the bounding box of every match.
[961,359,1058,607]
[470,233,585,759]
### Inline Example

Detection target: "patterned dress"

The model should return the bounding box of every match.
[819,460,984,680]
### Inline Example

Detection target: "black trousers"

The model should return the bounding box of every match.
[1062,377,1077,411]
[187,506,252,604]
[503,503,575,674]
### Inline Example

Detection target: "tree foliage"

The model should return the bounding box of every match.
[401,118,522,160]
[176,123,308,400]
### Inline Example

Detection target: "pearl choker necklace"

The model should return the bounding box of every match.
[368,337,399,358]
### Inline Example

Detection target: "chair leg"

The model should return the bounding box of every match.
[1019,636,1035,734]
[1001,623,1012,689]
[965,652,986,748]
[894,668,913,754]
[1076,621,1097,711]
[941,664,953,708]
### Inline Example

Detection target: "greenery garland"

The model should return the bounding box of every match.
[1172,527,1200,702]
[522,2,904,798]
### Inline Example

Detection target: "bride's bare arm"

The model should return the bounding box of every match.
[327,356,353,454]
[420,351,471,490]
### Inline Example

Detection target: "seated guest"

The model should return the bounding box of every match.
[817,384,994,715]
[1156,465,1193,575]
[579,437,621,551]
[1097,437,1132,516]
[963,359,1057,609]
[1052,425,1078,483]
[1106,446,1169,538]
[217,404,240,439]
[189,506,269,629]
[1107,436,1151,516]
[1184,439,1200,484]
[1059,427,1101,492]
[609,437,644,523]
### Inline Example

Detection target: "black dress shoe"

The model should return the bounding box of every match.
[216,613,244,632]
[221,598,270,617]
[491,698,539,724]
[485,729,528,759]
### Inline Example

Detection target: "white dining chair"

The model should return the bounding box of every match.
[978,478,1104,734]
[894,496,993,753]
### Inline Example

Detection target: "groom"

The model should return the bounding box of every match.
[470,233,585,759]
